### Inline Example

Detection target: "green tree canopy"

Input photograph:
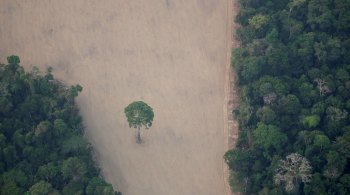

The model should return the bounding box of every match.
[86,177,116,195]
[253,123,288,152]
[27,180,53,195]
[124,101,154,143]
[301,115,320,128]
[61,157,87,181]
[0,56,120,194]
[226,0,350,193]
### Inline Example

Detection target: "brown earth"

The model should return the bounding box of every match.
[0,0,238,194]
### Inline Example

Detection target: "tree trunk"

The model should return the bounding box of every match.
[137,126,141,143]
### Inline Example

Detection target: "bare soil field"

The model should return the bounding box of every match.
[0,0,234,194]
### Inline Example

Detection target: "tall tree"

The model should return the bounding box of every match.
[274,153,312,193]
[124,101,154,143]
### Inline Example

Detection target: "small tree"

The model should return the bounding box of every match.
[124,101,154,143]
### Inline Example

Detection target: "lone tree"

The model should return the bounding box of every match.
[124,101,154,143]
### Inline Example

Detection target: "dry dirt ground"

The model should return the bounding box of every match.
[0,0,235,194]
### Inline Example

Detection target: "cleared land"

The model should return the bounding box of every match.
[0,0,232,194]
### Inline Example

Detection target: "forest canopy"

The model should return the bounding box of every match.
[0,56,120,195]
[225,0,350,194]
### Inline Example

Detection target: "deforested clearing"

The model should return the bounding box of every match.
[0,0,230,194]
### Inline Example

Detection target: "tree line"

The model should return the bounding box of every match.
[225,0,350,194]
[0,56,121,195]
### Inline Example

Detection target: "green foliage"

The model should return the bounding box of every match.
[224,149,253,175]
[61,135,88,154]
[256,106,276,124]
[323,151,346,179]
[1,169,28,187]
[227,171,245,193]
[226,1,350,194]
[86,177,115,195]
[7,55,20,64]
[253,123,288,152]
[301,115,320,128]
[37,163,59,181]
[124,101,154,129]
[27,180,53,195]
[1,181,22,195]
[67,85,83,102]
[0,56,120,194]
[124,101,154,143]
[240,56,264,81]
[61,157,87,181]
[279,94,301,115]
[249,14,269,29]
[314,134,330,147]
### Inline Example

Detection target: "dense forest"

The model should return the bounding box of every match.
[0,56,120,195]
[225,0,350,194]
